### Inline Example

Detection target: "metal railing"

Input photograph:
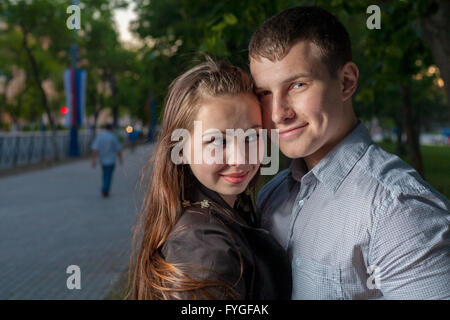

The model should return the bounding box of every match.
[0,130,128,170]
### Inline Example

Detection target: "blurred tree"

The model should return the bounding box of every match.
[130,0,449,178]
[419,1,450,104]
[315,0,449,177]
[0,24,22,129]
[131,0,298,116]
[1,0,72,160]
[79,0,134,132]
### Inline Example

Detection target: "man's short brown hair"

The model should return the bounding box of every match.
[249,6,352,77]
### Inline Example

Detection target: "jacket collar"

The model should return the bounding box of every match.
[183,166,256,227]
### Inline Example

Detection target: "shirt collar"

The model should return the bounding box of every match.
[288,121,373,193]
[287,158,308,191]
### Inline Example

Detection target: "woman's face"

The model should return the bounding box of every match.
[185,92,263,207]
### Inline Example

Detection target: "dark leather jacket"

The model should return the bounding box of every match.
[160,173,292,300]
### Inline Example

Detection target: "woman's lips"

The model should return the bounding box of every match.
[221,171,249,184]
[279,123,308,139]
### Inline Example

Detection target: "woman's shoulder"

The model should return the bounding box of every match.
[160,205,245,282]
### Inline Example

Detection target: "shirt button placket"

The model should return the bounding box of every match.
[286,187,307,250]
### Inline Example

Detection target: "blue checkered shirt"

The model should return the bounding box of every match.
[257,122,450,299]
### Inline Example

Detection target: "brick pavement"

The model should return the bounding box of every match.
[0,143,155,299]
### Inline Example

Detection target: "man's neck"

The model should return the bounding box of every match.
[304,117,358,171]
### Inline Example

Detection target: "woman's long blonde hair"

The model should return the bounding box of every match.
[127,58,257,299]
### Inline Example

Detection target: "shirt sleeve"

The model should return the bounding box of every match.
[369,191,450,300]
[91,136,99,151]
[161,213,245,300]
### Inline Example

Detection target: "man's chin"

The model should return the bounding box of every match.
[279,143,311,159]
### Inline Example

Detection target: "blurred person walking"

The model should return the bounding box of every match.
[91,123,123,197]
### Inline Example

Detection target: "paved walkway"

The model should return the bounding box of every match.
[0,143,155,299]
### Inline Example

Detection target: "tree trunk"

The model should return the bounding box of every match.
[108,72,119,128]
[419,1,450,106]
[394,116,406,156]
[20,24,58,162]
[400,83,424,178]
[87,89,98,148]
[0,75,16,130]
[0,76,11,130]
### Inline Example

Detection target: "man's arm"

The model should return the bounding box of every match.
[369,192,450,299]
[117,150,123,165]
[91,150,98,168]
[114,135,123,165]
[91,136,99,168]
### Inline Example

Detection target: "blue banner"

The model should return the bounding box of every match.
[64,68,87,127]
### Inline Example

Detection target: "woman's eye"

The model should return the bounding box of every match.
[246,133,259,143]
[211,137,225,146]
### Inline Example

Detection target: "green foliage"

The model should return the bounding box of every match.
[0,0,73,126]
[0,0,447,147]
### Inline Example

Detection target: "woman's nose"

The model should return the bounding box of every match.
[226,138,247,165]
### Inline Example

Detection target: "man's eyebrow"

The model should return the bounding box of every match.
[254,72,313,91]
[243,125,263,131]
[281,72,313,84]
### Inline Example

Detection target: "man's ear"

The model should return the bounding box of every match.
[339,62,359,102]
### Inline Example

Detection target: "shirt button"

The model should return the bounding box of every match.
[298,199,304,206]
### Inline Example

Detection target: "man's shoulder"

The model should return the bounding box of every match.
[353,142,448,208]
[95,131,110,140]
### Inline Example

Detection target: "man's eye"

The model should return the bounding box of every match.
[292,82,305,89]
[257,90,270,99]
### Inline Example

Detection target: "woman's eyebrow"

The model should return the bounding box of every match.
[202,125,262,136]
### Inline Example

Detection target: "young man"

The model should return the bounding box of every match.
[249,6,449,299]
[91,123,123,197]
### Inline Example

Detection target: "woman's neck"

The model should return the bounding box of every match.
[219,194,237,208]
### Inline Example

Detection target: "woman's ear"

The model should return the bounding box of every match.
[339,62,359,102]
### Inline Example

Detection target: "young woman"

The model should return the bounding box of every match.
[129,58,291,300]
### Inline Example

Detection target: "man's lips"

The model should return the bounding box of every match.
[278,123,308,139]
[220,171,249,184]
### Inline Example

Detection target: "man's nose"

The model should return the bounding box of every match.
[272,92,294,124]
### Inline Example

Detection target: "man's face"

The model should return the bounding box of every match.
[250,41,347,161]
